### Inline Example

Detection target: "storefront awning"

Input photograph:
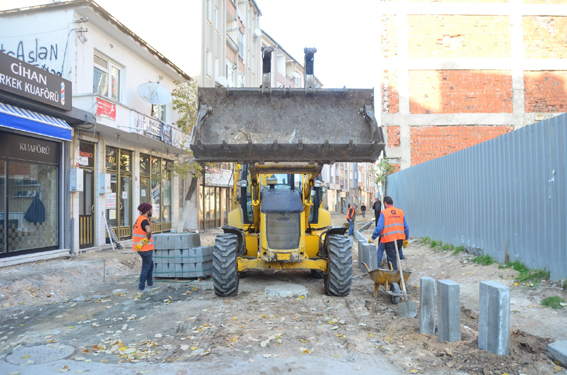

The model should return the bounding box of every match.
[0,102,72,141]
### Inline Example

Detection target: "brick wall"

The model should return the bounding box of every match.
[382,70,399,113]
[524,71,567,113]
[408,16,511,58]
[523,16,567,59]
[409,70,513,114]
[410,126,513,165]
[386,126,401,148]
[381,15,397,58]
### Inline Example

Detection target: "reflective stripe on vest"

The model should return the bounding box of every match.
[133,215,154,251]
[346,207,355,220]
[381,207,405,243]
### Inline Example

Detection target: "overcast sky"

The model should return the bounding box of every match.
[0,0,380,88]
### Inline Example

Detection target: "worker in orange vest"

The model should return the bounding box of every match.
[368,196,409,270]
[346,204,356,236]
[133,203,158,293]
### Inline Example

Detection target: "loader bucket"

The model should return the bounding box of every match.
[190,87,385,163]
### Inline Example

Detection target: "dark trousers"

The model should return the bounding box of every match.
[384,239,404,270]
[374,212,380,227]
[138,250,154,290]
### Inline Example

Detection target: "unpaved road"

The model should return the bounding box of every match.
[0,213,565,375]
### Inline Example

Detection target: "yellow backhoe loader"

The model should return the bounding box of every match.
[190,47,385,296]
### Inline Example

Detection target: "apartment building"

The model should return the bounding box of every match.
[380,0,567,171]
[0,0,191,262]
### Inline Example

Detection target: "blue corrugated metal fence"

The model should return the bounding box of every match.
[386,114,567,280]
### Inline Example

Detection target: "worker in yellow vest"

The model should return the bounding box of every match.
[368,196,409,270]
[133,203,157,293]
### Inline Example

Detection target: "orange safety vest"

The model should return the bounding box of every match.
[133,215,154,252]
[381,206,406,243]
[346,206,355,221]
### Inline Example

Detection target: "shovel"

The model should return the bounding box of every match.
[394,239,417,318]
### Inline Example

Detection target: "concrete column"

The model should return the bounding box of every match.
[479,281,510,355]
[437,279,461,342]
[420,277,436,335]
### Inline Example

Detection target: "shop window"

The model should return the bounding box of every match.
[1,133,60,255]
[141,155,172,231]
[105,147,132,240]
[93,53,122,102]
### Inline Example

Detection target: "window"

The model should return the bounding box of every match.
[206,50,212,76]
[237,31,244,59]
[226,59,234,87]
[206,0,211,20]
[214,7,219,30]
[93,54,121,102]
[151,104,167,122]
[214,58,219,78]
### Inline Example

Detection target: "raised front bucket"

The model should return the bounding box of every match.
[190,87,385,163]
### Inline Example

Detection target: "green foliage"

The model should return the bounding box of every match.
[430,240,438,248]
[420,236,430,245]
[504,261,550,284]
[169,80,203,182]
[563,280,567,290]
[541,296,565,309]
[372,158,396,186]
[452,246,465,256]
[442,243,453,251]
[472,255,496,266]
[171,80,198,133]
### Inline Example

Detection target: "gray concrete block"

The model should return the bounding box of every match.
[479,281,510,355]
[152,234,172,250]
[153,249,173,265]
[358,242,377,271]
[182,263,196,278]
[437,279,461,342]
[155,263,174,278]
[174,249,183,264]
[181,233,201,249]
[547,340,567,368]
[175,264,183,277]
[420,277,436,335]
[188,246,214,262]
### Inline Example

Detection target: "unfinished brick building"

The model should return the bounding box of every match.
[380,0,567,170]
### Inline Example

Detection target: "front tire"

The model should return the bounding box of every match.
[213,233,239,296]
[324,235,353,296]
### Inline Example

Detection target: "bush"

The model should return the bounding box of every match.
[442,243,453,251]
[452,246,465,256]
[541,296,565,309]
[430,240,437,248]
[505,261,550,284]
[472,255,496,266]
[420,236,430,245]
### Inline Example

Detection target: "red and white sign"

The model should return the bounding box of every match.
[96,98,116,120]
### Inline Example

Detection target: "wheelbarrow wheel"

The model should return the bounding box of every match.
[390,282,400,304]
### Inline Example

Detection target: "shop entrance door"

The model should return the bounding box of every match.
[79,170,94,248]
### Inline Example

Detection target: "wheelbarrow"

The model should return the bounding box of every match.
[362,263,412,304]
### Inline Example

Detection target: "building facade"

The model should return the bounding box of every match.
[0,1,192,262]
[380,0,567,170]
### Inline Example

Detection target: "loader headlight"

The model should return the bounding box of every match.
[237,180,248,188]
[314,180,323,187]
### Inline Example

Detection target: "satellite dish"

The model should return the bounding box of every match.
[254,28,262,38]
[137,82,172,105]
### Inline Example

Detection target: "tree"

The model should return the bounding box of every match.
[372,157,395,202]
[169,80,204,232]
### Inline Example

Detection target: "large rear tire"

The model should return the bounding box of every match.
[324,234,353,296]
[213,233,239,296]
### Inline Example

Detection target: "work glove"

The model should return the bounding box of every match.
[368,238,374,243]
[403,239,409,248]
[135,238,149,251]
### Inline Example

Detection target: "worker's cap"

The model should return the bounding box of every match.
[138,203,152,214]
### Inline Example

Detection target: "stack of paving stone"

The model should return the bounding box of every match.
[153,233,213,278]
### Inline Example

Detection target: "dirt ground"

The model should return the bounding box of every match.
[0,213,565,374]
